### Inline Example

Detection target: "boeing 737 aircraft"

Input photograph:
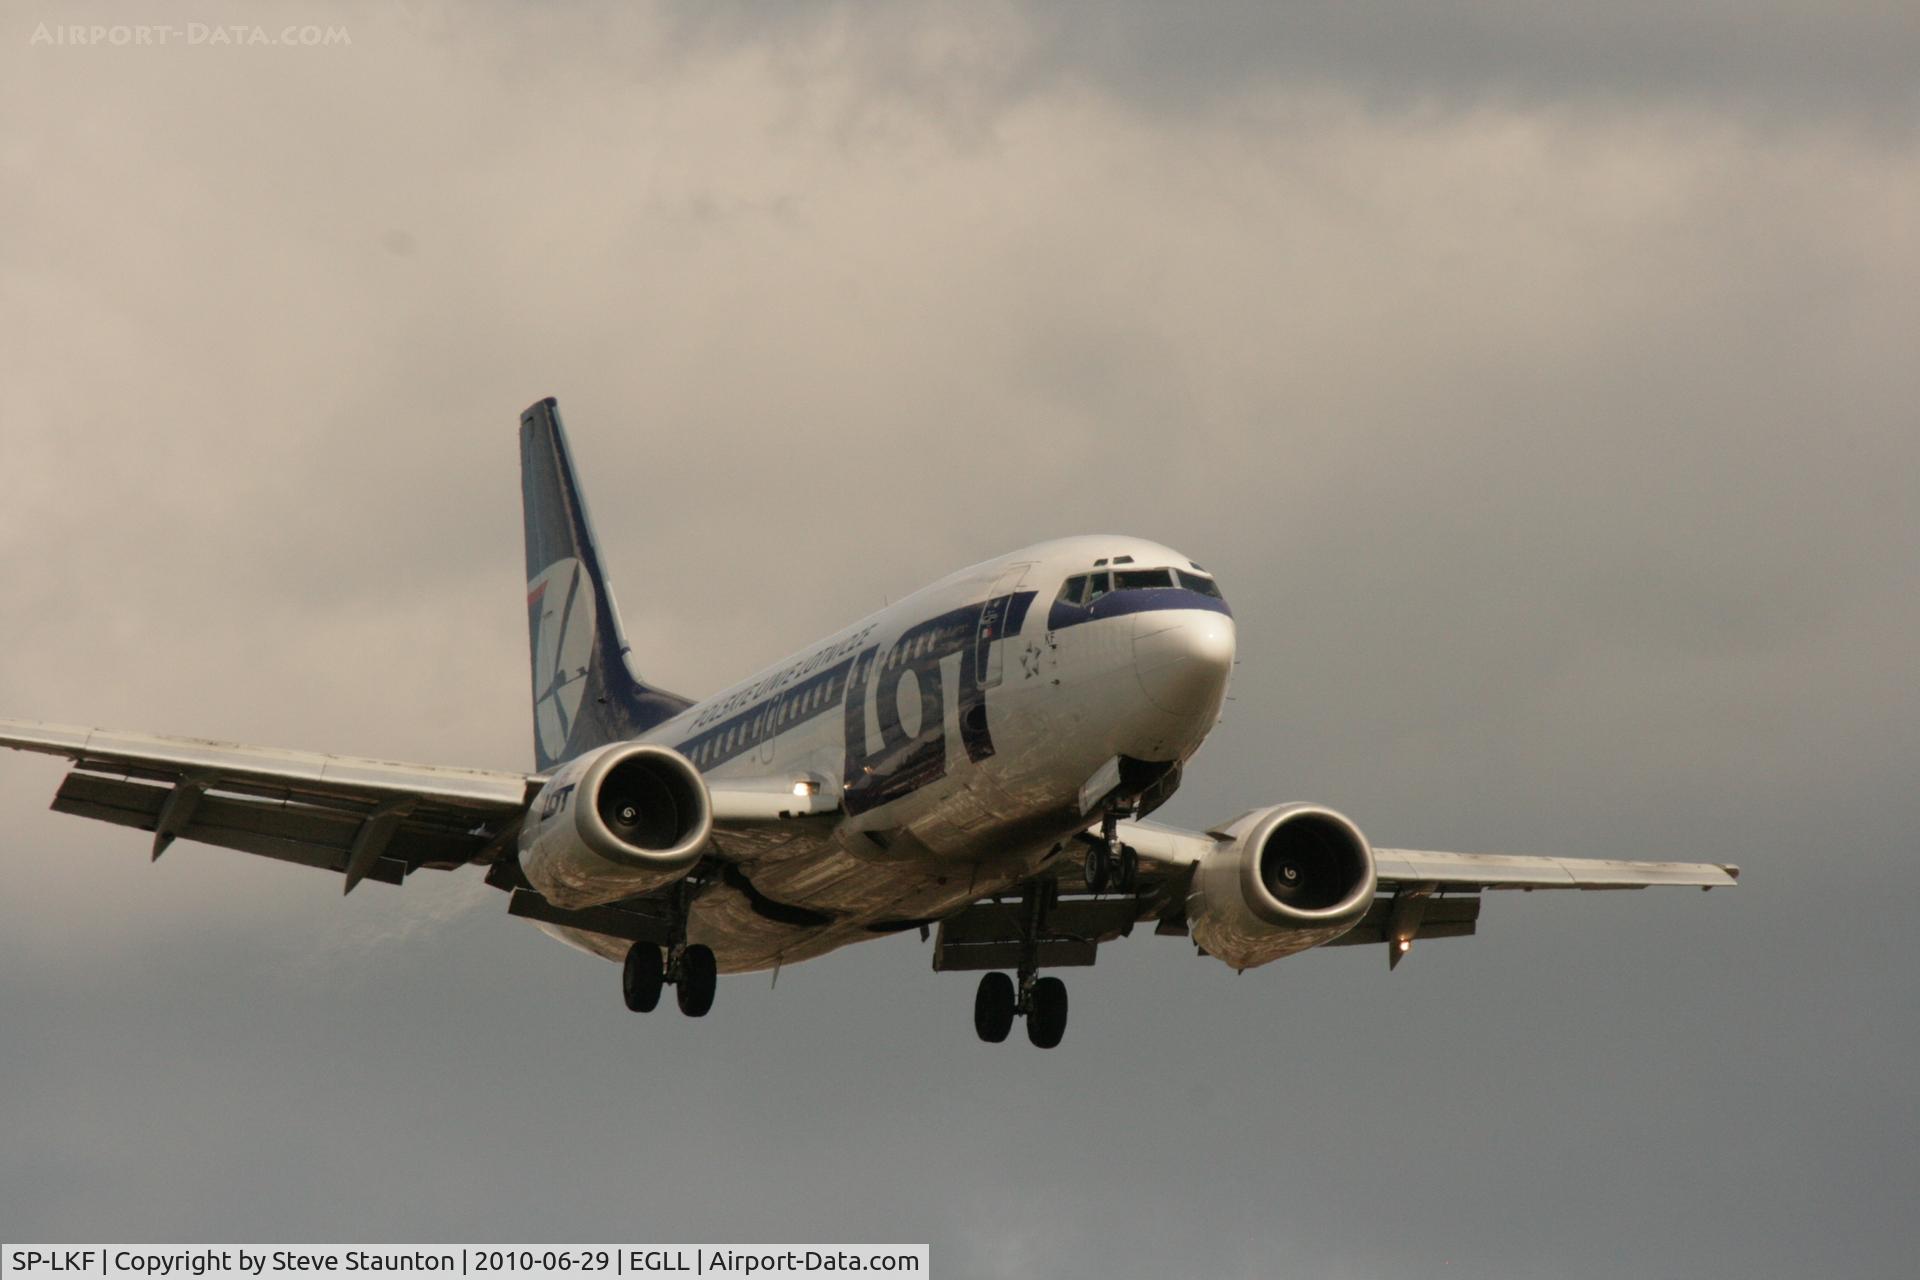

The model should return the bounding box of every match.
[1,400,1738,1047]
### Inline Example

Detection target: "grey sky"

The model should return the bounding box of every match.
[2,3,1916,1276]
[667,0,1920,124]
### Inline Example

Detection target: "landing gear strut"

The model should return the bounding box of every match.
[1082,809,1140,896]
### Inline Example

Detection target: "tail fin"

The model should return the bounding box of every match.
[520,397,692,772]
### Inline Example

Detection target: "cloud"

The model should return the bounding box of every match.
[1,2,1916,1272]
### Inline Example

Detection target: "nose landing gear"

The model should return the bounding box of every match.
[1082,809,1140,895]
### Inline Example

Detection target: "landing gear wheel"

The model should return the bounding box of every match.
[1026,976,1068,1049]
[1084,842,1112,894]
[1115,843,1140,895]
[622,942,664,1013]
[974,972,1016,1043]
[675,944,717,1017]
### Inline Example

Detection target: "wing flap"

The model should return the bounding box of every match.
[52,773,405,883]
[931,938,1099,972]
[505,888,674,944]
[1322,895,1481,946]
[47,770,511,886]
[930,897,1143,972]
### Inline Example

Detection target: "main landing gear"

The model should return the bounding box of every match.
[621,876,717,1017]
[973,969,1068,1048]
[970,877,1073,1049]
[622,941,718,1017]
[1082,810,1140,896]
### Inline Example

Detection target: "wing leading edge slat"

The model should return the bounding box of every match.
[0,718,536,810]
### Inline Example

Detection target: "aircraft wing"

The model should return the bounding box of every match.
[0,717,540,892]
[1368,847,1739,890]
[1,717,845,895]
[1057,816,1740,966]
[1116,818,1739,891]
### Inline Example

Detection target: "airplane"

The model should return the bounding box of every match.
[0,398,1739,1048]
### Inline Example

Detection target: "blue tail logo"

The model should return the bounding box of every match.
[520,398,693,772]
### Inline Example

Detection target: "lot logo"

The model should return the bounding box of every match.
[840,590,1035,815]
[528,557,595,763]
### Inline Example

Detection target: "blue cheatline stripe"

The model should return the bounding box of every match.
[675,658,855,773]
[1046,586,1232,632]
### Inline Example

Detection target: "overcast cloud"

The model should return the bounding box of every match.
[2,3,1916,1276]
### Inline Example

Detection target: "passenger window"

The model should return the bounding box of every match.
[1086,572,1111,601]
[1115,568,1173,590]
[1177,570,1223,598]
[1057,575,1088,606]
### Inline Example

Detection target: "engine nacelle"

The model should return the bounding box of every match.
[518,742,712,909]
[1187,803,1377,970]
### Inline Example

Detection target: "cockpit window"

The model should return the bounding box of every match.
[1177,570,1223,598]
[1086,571,1111,601]
[1114,568,1174,590]
[1057,575,1088,606]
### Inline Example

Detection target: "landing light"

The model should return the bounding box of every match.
[1396,939,1412,954]
[792,780,818,797]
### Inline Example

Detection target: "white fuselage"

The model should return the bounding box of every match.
[543,535,1235,972]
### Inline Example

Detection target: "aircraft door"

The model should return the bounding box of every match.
[758,702,777,765]
[975,562,1032,690]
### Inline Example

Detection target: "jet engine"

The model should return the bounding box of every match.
[518,742,712,909]
[1187,803,1377,970]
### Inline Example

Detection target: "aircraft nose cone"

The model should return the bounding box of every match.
[1133,610,1235,716]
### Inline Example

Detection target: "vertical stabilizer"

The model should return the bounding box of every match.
[520,398,692,772]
